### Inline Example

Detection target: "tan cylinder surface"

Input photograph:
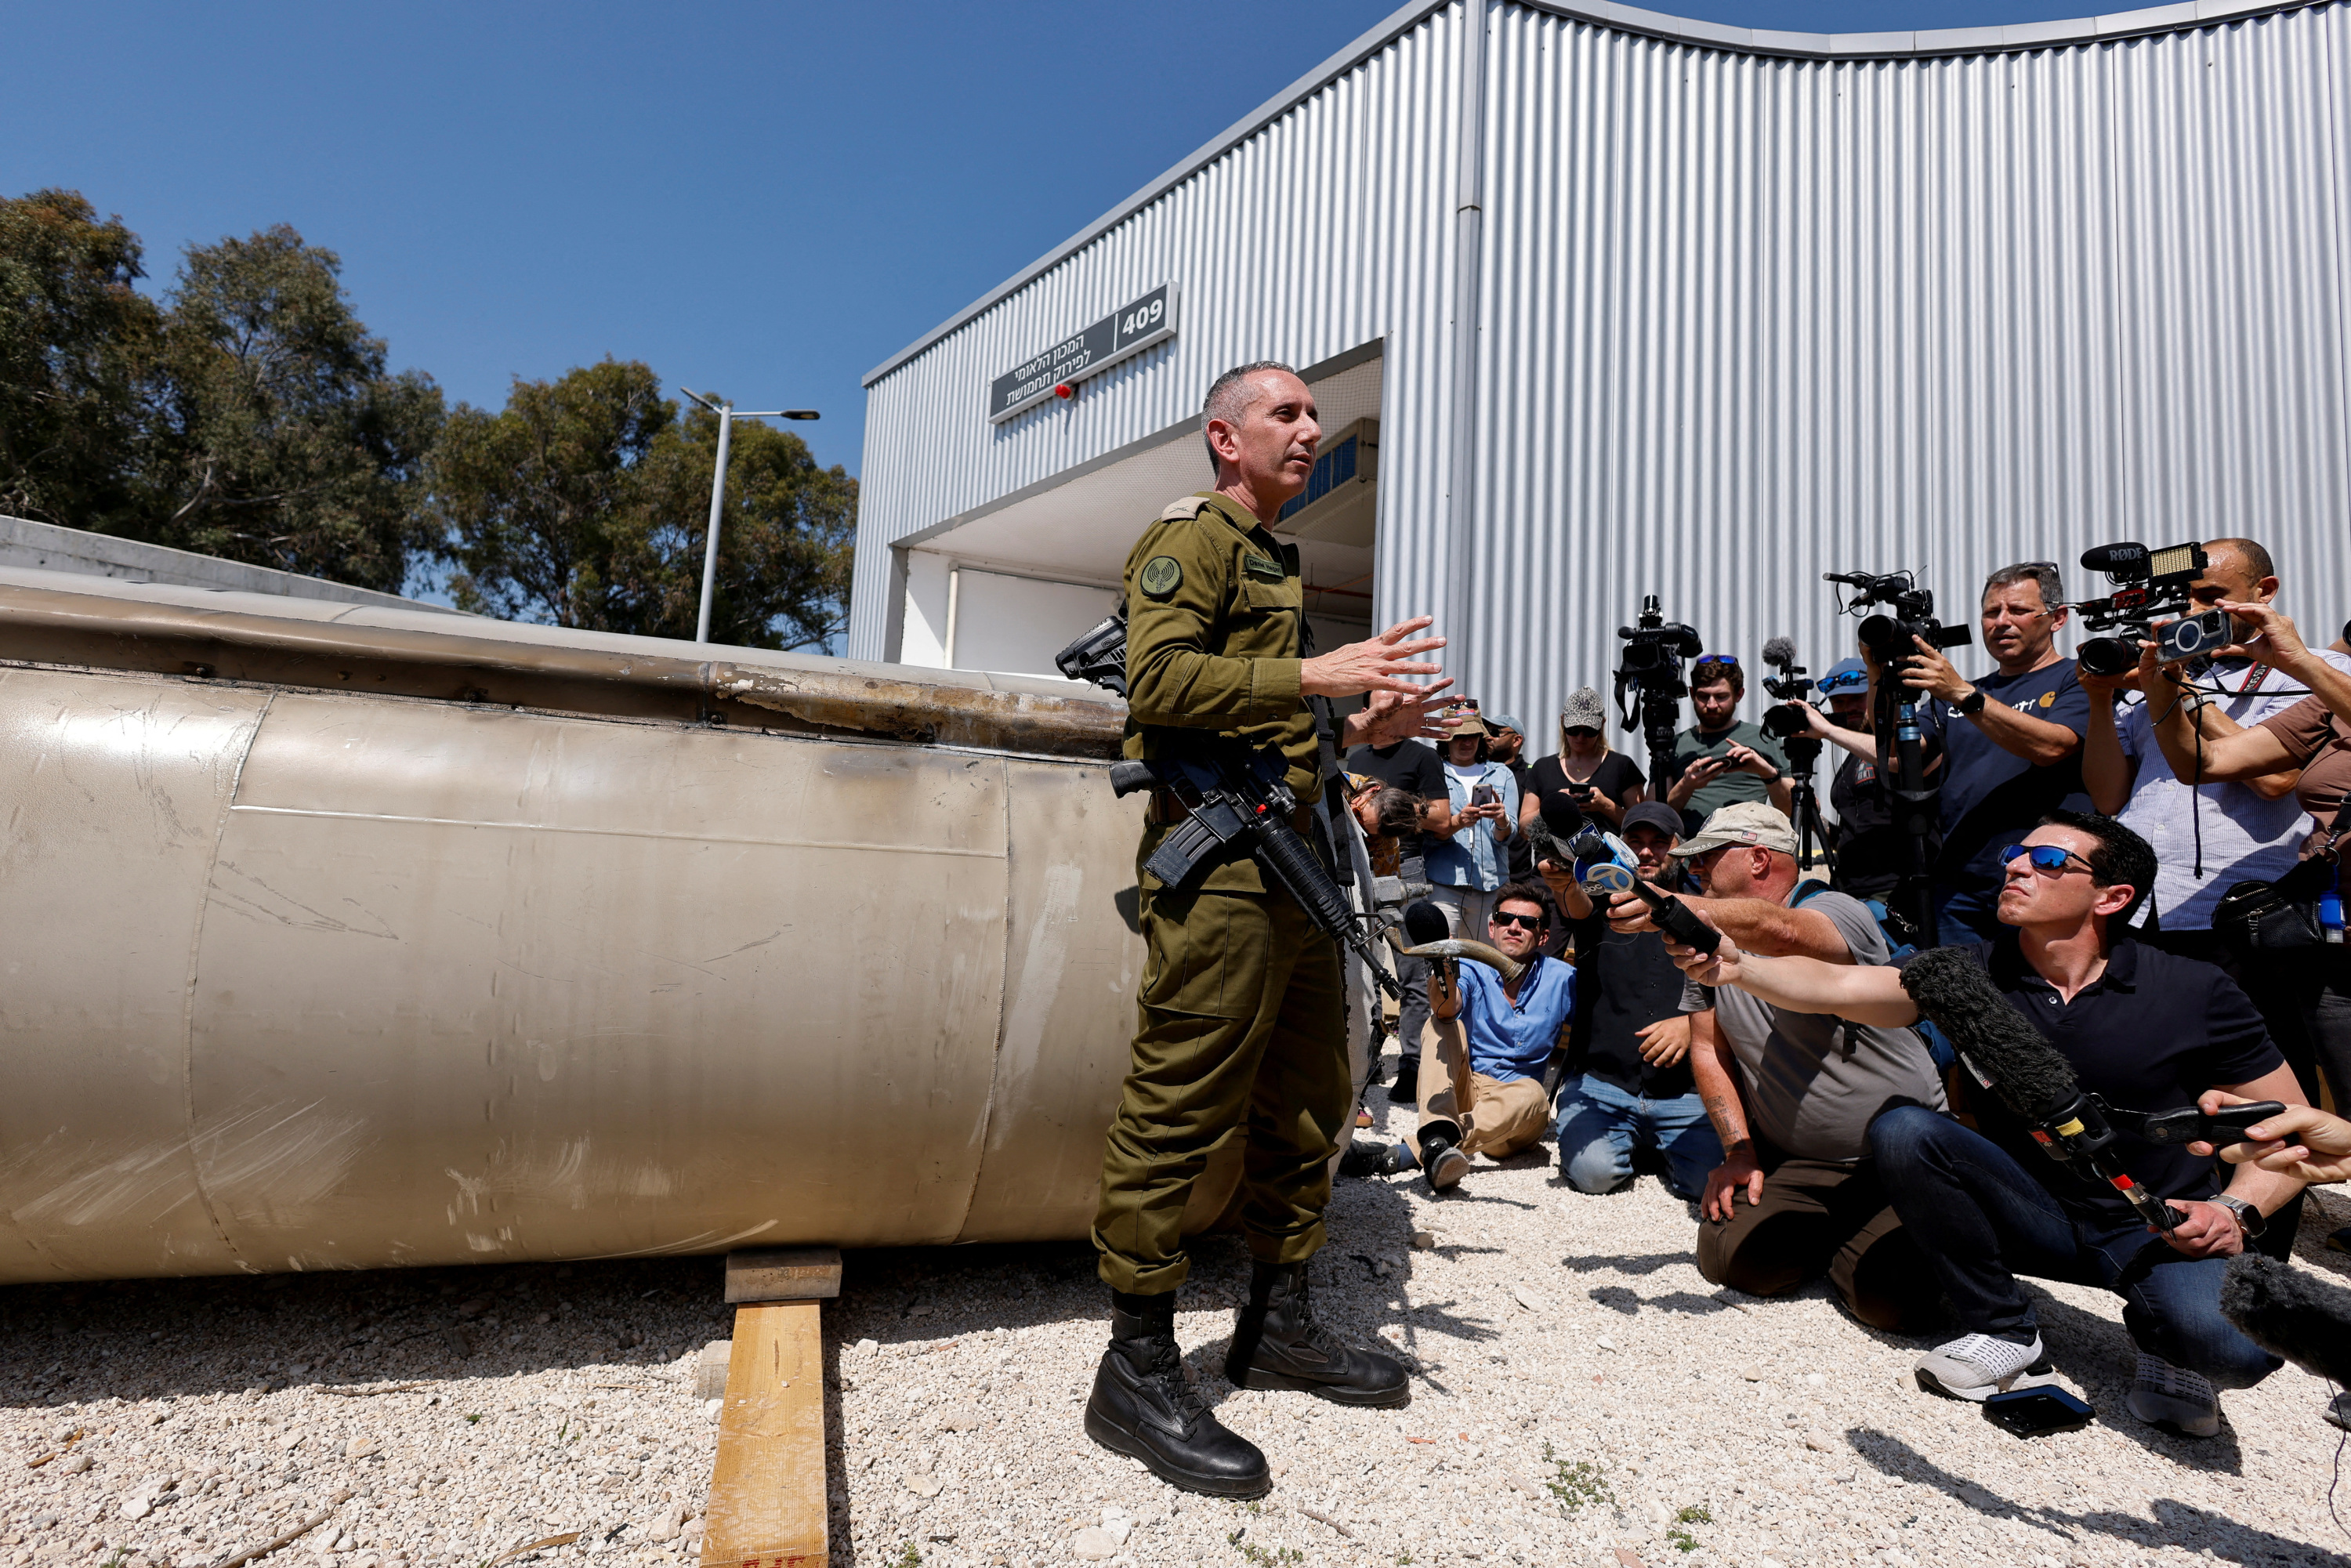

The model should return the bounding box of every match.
[0,577,1369,1282]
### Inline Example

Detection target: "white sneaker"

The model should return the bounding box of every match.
[2125,1352,2221,1438]
[1914,1333,2049,1400]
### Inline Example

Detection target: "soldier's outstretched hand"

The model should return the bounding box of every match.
[1353,682,1458,747]
[1304,617,1447,697]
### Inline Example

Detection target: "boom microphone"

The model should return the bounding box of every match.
[2220,1255,2351,1387]
[2222,1255,2351,1385]
[1401,899,1451,950]
[1762,636,1797,668]
[1898,948,2177,1231]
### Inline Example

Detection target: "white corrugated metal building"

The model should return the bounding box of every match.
[850,0,2351,738]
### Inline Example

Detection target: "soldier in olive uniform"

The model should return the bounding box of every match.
[1085,361,1458,1496]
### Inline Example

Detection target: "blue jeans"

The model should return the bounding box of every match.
[1868,1106,2280,1388]
[1552,1074,1724,1200]
[1932,884,2006,944]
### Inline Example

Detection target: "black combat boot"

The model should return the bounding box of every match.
[1085,1290,1270,1497]
[1226,1261,1411,1407]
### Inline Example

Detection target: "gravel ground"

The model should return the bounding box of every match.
[5,1087,2351,1568]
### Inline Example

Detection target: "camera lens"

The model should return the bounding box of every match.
[2078,636,2141,677]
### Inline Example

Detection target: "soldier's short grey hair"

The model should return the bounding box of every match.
[1983,560,2065,610]
[1201,360,1299,475]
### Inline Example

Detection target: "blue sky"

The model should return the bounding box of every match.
[8,0,2110,486]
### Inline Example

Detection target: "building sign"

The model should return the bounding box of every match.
[987,284,1177,423]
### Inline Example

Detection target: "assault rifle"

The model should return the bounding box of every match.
[1110,744,1403,1002]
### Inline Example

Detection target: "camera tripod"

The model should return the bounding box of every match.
[1882,685,1940,947]
[1778,732,1838,878]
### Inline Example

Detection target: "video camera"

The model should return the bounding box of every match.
[2070,541,2226,675]
[1824,570,1972,663]
[1758,636,1814,742]
[1614,596,1704,777]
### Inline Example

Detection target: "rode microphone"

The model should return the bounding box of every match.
[1897,948,2177,1232]
[1762,636,1796,668]
[2220,1254,2351,1387]
[2080,541,2152,575]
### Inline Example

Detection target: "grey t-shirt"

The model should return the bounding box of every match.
[1680,889,1947,1163]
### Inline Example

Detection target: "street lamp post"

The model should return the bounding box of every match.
[677,389,819,644]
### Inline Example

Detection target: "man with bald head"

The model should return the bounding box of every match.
[1085,361,1458,1496]
[2081,536,2351,1117]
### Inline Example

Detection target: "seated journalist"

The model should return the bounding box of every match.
[1413,882,1570,1193]
[1665,809,2308,1438]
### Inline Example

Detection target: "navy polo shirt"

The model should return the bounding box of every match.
[1919,660,2092,893]
[1946,932,2283,1228]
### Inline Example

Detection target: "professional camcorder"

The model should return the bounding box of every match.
[1824,570,1972,661]
[1614,595,1704,780]
[1758,636,1814,742]
[1824,568,1965,943]
[2070,541,2226,676]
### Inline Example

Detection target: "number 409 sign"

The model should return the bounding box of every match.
[987,283,1179,423]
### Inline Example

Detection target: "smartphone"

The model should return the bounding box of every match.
[1470,784,1500,808]
[1982,1386,2093,1438]
[2158,609,2233,663]
[1567,783,1596,800]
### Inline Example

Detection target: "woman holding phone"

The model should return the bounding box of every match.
[1521,686,1648,853]
[1428,711,1520,938]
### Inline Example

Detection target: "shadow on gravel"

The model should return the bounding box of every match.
[0,1257,732,1410]
[1845,1426,2336,1564]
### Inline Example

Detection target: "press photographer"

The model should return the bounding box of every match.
[1661,654,1795,835]
[1790,654,1944,902]
[2081,538,2351,1124]
[1900,563,2090,943]
[1665,811,2307,1436]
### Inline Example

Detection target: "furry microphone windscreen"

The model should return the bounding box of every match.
[1762,636,1797,668]
[2220,1253,2351,1386]
[1402,900,1451,949]
[1897,947,2081,1122]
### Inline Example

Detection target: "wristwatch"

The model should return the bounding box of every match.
[1954,686,1989,719]
[2210,1194,2267,1239]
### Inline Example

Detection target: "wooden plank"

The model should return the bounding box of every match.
[726,1247,843,1303]
[702,1299,828,1568]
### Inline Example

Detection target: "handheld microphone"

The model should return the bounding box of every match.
[1401,899,1451,949]
[2220,1254,2351,1387]
[1897,948,2177,1232]
[1390,900,1523,980]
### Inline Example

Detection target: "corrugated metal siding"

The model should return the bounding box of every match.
[859,0,2351,741]
[1466,1,2350,732]
[848,4,1473,658]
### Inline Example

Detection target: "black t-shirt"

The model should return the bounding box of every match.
[1913,933,2284,1229]
[1830,750,1907,899]
[1570,914,1697,1098]
[1348,740,1447,874]
[1527,751,1646,828]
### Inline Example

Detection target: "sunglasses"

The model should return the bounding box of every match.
[1491,910,1545,932]
[1817,674,1869,695]
[1563,726,1600,738]
[1998,843,2094,877]
[1699,653,1740,666]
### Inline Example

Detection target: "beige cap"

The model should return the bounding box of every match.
[1668,801,1799,859]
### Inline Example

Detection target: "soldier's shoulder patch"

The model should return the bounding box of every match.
[1242,553,1286,581]
[1139,556,1183,598]
[1157,495,1212,523]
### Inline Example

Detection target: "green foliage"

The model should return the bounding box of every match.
[892,1544,921,1568]
[423,364,856,649]
[1226,1530,1301,1567]
[1541,1441,1612,1515]
[464,1412,484,1425]
[0,190,162,534]
[1667,1501,1712,1552]
[0,192,441,591]
[146,224,444,591]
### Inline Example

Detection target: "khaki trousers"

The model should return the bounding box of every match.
[1412,1016,1549,1159]
[1694,1140,1934,1332]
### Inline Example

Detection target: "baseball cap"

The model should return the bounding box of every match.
[1669,802,1799,859]
[1487,713,1524,735]
[1559,686,1607,731]
[1450,714,1491,738]
[1817,658,1868,696]
[1620,802,1684,839]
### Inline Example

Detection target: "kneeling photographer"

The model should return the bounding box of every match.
[1413,883,1573,1192]
[1665,811,2307,1438]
